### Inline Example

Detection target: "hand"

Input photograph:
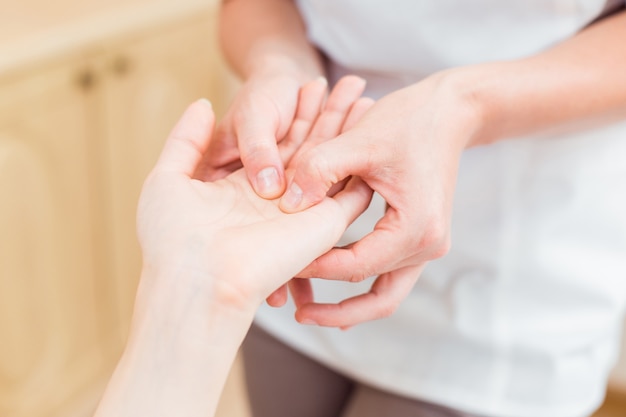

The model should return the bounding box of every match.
[137,99,374,315]
[195,71,322,197]
[97,99,372,417]
[278,72,482,328]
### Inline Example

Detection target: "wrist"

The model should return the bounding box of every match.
[97,265,253,417]
[411,68,489,149]
[133,261,258,333]
[434,62,526,147]
[243,41,324,83]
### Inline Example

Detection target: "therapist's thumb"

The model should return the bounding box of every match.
[279,135,375,213]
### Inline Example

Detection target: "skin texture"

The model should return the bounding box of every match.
[216,1,626,328]
[94,80,374,417]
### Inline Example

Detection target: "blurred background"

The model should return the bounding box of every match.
[0,0,625,416]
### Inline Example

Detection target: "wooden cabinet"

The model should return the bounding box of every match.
[0,2,235,416]
[0,58,107,417]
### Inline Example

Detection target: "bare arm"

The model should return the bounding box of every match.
[460,10,626,146]
[219,0,323,81]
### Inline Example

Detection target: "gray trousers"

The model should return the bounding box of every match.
[242,324,482,417]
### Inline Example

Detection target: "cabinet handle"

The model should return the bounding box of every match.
[111,56,131,76]
[76,69,97,91]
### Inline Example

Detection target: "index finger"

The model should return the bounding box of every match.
[295,264,424,328]
[155,99,215,176]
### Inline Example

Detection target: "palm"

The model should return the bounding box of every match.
[139,166,369,307]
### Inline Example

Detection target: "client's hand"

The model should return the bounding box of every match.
[95,99,372,417]
[137,99,373,313]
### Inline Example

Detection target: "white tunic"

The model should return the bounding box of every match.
[254,2,626,416]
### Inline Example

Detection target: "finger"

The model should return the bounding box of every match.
[248,177,373,282]
[323,176,374,231]
[283,95,373,193]
[342,97,375,132]
[279,130,383,213]
[298,214,404,281]
[289,278,314,309]
[287,76,367,169]
[271,177,373,252]
[194,121,242,181]
[323,94,376,199]
[278,77,328,163]
[235,117,287,200]
[155,99,215,176]
[266,285,288,307]
[310,75,366,139]
[295,265,424,328]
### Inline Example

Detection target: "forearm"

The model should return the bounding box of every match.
[95,266,255,417]
[447,10,626,146]
[219,0,324,81]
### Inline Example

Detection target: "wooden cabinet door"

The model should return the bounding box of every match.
[99,11,234,338]
[0,59,113,417]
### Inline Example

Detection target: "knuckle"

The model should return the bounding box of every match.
[411,216,451,259]
[301,147,330,178]
[347,271,370,283]
[432,234,451,259]
[292,148,337,195]
[245,140,272,154]
[231,108,247,127]
[240,139,276,163]
[376,301,398,319]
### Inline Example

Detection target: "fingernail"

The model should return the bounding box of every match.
[300,318,318,325]
[198,98,212,108]
[316,76,328,86]
[282,182,303,210]
[256,167,280,196]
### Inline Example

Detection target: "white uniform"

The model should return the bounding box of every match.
[254,1,626,416]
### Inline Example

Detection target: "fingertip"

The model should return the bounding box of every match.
[156,98,216,175]
[295,310,318,326]
[316,76,328,87]
[254,166,285,199]
[279,181,305,212]
[296,307,349,329]
[198,98,212,109]
[337,75,367,91]
[266,285,288,307]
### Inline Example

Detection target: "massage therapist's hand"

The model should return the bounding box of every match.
[198,70,322,196]
[204,0,326,195]
[280,73,482,328]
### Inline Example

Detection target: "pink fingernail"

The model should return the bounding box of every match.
[282,182,303,210]
[256,167,280,197]
[300,318,318,325]
[198,98,212,108]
